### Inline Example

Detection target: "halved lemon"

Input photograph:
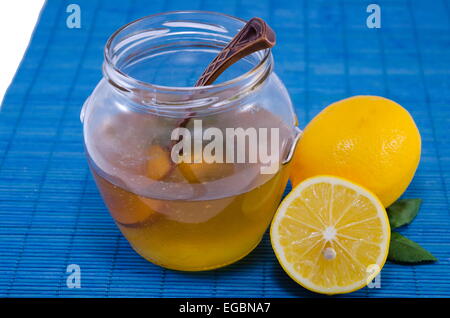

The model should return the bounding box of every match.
[270,175,390,295]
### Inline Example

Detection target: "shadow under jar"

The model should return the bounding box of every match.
[81,11,300,271]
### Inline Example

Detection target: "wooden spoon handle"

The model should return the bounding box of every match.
[166,18,276,189]
[175,17,276,129]
[195,17,276,87]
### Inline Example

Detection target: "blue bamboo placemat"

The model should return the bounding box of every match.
[1,0,449,298]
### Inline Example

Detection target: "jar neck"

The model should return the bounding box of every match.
[102,11,273,117]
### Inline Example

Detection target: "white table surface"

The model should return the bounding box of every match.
[0,0,45,107]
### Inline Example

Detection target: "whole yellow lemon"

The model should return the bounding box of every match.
[290,96,421,207]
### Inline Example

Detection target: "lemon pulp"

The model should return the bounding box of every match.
[271,175,390,294]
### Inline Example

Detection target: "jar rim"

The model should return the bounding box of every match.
[103,10,272,94]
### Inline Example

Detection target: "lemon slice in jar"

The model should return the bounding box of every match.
[270,175,390,295]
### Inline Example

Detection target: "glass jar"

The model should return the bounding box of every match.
[81,11,300,271]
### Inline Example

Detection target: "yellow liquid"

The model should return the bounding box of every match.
[92,165,290,271]
[87,106,295,271]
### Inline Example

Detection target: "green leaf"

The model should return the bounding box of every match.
[388,232,437,264]
[387,198,422,229]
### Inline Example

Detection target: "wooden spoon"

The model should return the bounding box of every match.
[177,17,276,128]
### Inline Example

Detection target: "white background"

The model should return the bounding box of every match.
[0,0,45,106]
